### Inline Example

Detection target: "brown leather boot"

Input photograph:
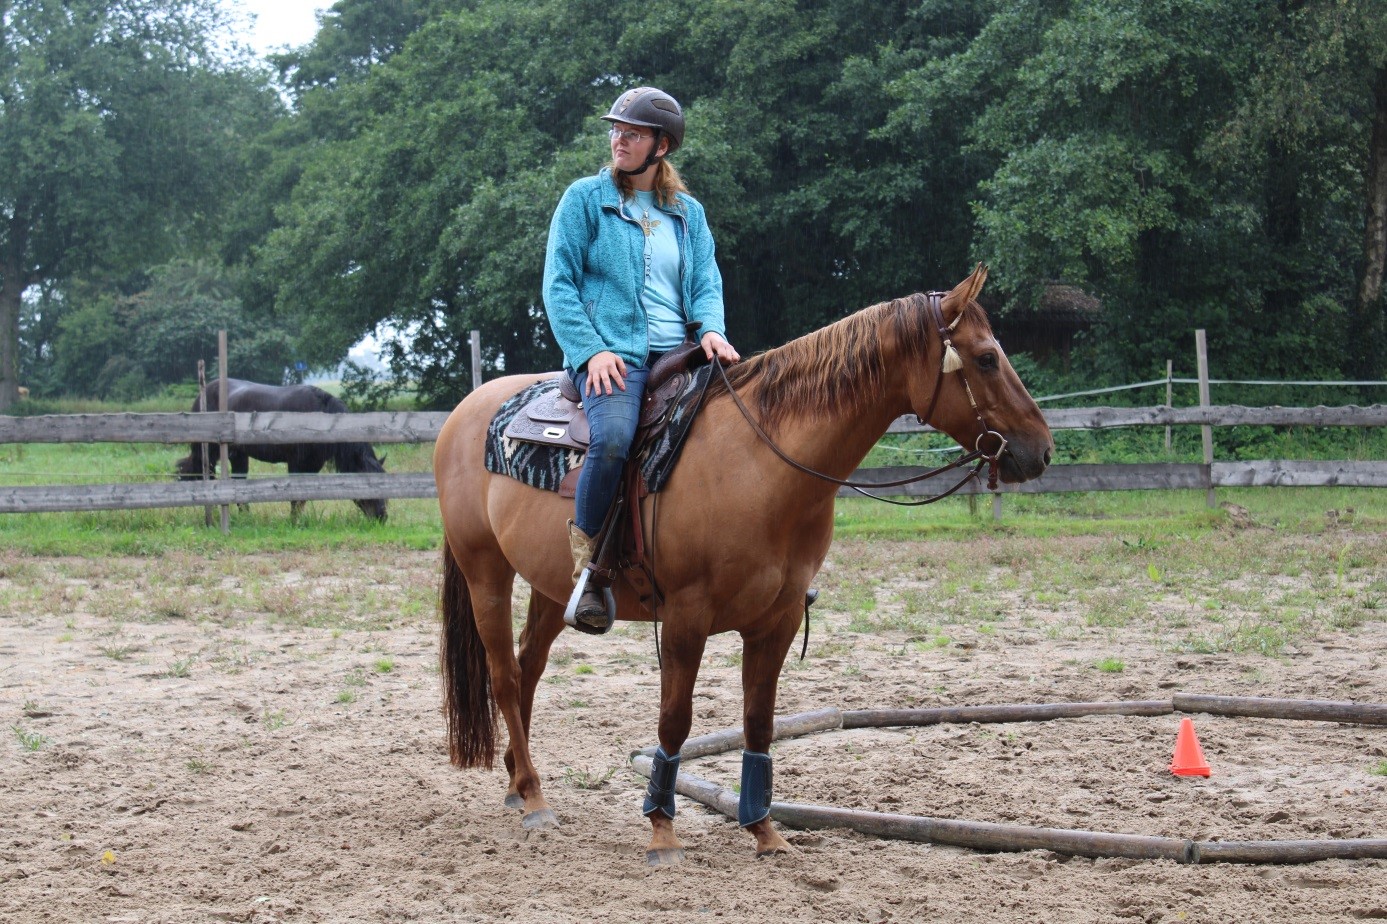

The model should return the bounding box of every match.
[567,520,609,629]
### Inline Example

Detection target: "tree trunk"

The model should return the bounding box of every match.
[1354,67,1387,377]
[0,257,22,413]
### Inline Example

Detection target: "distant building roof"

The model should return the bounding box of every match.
[1037,283,1102,325]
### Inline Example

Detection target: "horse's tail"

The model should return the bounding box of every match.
[439,543,496,768]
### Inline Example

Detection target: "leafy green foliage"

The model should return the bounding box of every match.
[40,260,300,399]
[1,0,284,406]
[10,0,1387,403]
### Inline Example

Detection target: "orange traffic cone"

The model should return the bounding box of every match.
[1170,717,1211,777]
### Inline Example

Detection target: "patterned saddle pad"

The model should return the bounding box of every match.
[484,365,712,494]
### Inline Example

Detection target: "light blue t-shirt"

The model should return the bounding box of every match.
[630,189,686,353]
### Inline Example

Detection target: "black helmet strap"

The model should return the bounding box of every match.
[617,128,664,177]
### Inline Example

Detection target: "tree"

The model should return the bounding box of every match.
[43,259,300,398]
[252,0,979,407]
[246,0,1387,401]
[1210,0,1387,377]
[269,0,434,98]
[886,0,1387,380]
[0,0,277,409]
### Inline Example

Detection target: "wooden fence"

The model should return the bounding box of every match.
[1,404,1384,515]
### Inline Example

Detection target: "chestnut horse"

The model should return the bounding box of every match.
[433,266,1052,864]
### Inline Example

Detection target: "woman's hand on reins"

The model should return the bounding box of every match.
[701,331,741,365]
[584,351,628,396]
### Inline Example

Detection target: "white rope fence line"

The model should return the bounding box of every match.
[1036,378,1387,403]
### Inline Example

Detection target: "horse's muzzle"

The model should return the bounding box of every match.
[997,440,1051,484]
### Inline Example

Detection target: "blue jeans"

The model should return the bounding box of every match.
[570,366,649,536]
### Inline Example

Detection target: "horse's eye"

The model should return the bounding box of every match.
[977,352,999,371]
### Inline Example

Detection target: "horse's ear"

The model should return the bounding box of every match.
[942,262,989,323]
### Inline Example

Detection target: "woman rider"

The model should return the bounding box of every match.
[542,86,740,630]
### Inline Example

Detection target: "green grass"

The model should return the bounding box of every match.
[831,487,1387,541]
[562,766,617,790]
[4,404,1384,555]
[0,441,441,556]
[864,415,1387,470]
[12,724,46,752]
[811,489,1386,663]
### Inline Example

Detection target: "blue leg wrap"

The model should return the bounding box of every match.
[642,746,680,819]
[738,750,773,828]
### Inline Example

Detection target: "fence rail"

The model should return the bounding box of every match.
[0,404,1383,515]
[3,404,1385,445]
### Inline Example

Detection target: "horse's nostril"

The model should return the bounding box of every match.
[1043,447,1053,467]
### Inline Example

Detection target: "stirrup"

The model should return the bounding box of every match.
[564,566,616,635]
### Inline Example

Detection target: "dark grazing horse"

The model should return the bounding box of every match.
[175,378,388,521]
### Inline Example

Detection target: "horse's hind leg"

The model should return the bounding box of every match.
[468,566,559,830]
[287,459,322,521]
[230,452,251,514]
[737,611,803,857]
[503,591,566,812]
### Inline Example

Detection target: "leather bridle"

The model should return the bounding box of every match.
[714,292,1010,505]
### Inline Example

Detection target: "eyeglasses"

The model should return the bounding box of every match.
[608,127,652,144]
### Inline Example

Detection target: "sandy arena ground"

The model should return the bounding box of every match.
[1,534,1385,923]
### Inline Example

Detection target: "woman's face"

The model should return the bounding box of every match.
[609,121,665,173]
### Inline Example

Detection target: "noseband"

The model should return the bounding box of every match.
[715,292,1009,505]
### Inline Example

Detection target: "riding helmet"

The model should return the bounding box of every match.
[601,87,685,153]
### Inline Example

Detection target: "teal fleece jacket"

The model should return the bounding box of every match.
[542,168,726,372]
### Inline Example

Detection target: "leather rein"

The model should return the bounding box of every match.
[714,292,1010,506]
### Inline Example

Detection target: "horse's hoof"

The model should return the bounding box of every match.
[503,794,524,811]
[521,808,559,830]
[646,847,685,867]
[755,843,794,859]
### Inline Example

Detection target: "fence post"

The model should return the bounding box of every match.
[470,330,483,392]
[992,491,1003,523]
[218,331,230,534]
[198,360,212,527]
[1195,330,1215,509]
[1164,359,1173,453]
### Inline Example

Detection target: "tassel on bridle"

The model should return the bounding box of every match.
[940,310,964,374]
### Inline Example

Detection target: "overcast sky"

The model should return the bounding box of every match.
[223,0,331,57]
[220,1,391,369]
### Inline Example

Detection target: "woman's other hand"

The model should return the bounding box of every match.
[701,331,741,365]
[584,351,628,396]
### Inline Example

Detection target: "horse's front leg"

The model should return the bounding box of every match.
[645,618,708,866]
[738,610,804,857]
[503,592,566,812]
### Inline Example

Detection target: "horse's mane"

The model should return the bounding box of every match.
[709,293,989,433]
[309,387,349,414]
